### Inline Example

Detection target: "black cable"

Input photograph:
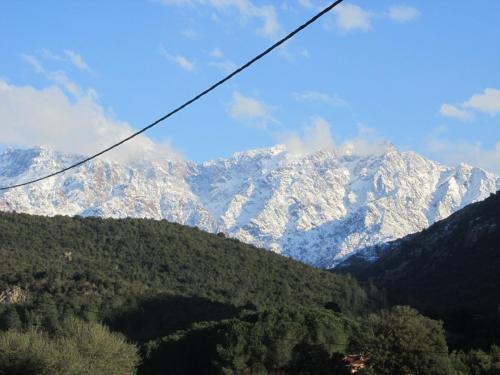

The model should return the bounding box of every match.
[0,0,345,191]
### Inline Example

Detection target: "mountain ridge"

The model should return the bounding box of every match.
[1,145,499,267]
[338,190,500,314]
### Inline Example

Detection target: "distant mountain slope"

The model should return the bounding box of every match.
[0,211,372,319]
[340,191,500,312]
[1,146,499,267]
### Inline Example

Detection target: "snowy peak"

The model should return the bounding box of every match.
[0,146,499,268]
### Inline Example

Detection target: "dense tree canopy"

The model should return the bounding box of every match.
[141,306,356,375]
[0,211,380,373]
[0,211,497,374]
[0,211,380,335]
[354,306,451,375]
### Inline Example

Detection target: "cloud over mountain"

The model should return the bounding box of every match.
[0,80,179,164]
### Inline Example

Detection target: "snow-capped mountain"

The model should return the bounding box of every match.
[1,146,499,268]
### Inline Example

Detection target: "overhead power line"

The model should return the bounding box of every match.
[0,0,345,191]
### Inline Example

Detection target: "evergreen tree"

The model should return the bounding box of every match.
[356,306,451,375]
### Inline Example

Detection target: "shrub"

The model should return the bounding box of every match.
[0,319,139,375]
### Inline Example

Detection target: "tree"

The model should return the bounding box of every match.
[59,318,140,375]
[356,306,452,375]
[0,319,139,375]
[450,346,500,375]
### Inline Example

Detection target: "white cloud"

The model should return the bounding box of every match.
[22,54,44,74]
[427,136,500,174]
[48,71,81,98]
[277,46,295,63]
[274,39,310,63]
[0,80,179,164]
[388,5,420,23]
[338,124,394,157]
[283,117,335,154]
[440,88,500,121]
[255,5,279,38]
[181,29,198,38]
[40,49,64,61]
[64,50,91,72]
[22,54,82,98]
[210,48,224,58]
[281,118,392,156]
[464,88,500,116]
[209,48,237,72]
[292,90,347,107]
[210,60,237,73]
[160,46,195,71]
[229,91,274,125]
[297,0,313,9]
[333,4,373,32]
[172,55,195,71]
[439,103,473,121]
[158,0,280,38]
[37,49,93,73]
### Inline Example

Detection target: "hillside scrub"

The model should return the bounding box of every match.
[0,318,139,375]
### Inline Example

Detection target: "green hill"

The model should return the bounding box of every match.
[340,190,500,348]
[340,191,500,311]
[1,211,498,374]
[0,211,384,374]
[0,212,377,331]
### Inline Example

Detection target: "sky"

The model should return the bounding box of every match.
[0,0,499,172]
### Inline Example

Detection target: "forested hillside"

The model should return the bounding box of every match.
[0,211,380,374]
[340,190,500,350]
[0,211,376,323]
[341,191,500,310]
[0,211,498,374]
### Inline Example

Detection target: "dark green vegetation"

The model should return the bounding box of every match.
[341,191,500,313]
[0,318,139,375]
[0,212,378,336]
[0,205,499,374]
[450,346,500,375]
[140,306,356,375]
[340,190,500,359]
[0,211,378,374]
[141,305,454,375]
[0,212,375,319]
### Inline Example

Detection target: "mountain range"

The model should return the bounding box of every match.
[339,189,500,313]
[1,146,499,268]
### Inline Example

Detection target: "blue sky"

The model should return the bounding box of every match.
[1,0,499,172]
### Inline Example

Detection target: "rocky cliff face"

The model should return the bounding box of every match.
[1,146,499,268]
